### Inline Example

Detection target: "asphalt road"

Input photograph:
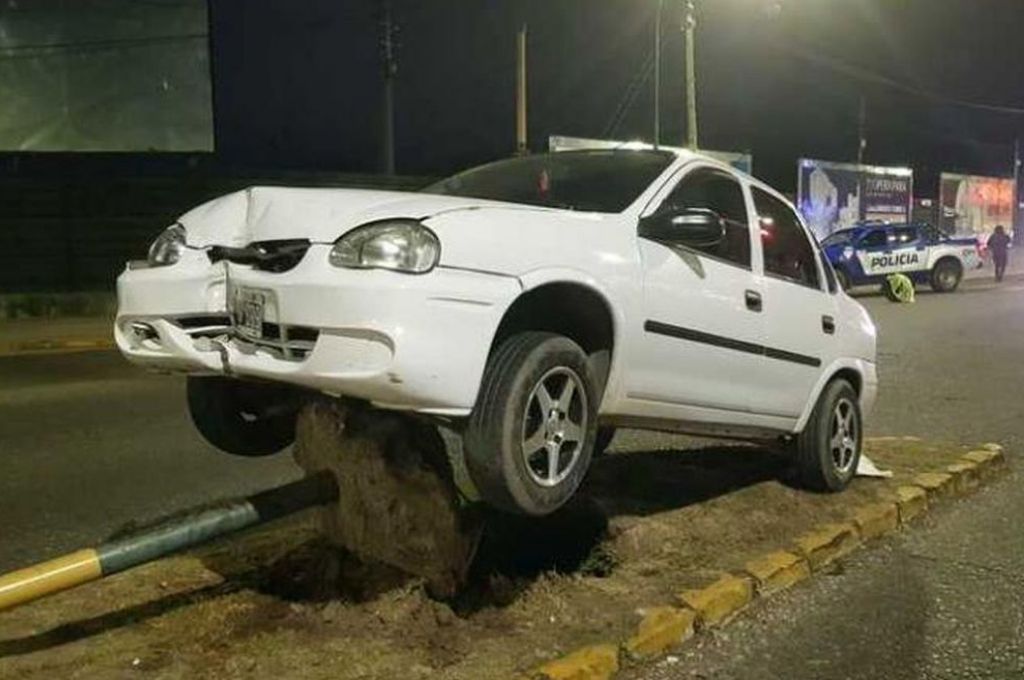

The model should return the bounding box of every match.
[0,279,1022,678]
[0,354,300,573]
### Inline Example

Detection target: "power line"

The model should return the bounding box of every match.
[781,43,1024,116]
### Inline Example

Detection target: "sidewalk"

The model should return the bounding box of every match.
[0,316,115,357]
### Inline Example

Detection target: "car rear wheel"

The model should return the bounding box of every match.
[931,259,962,293]
[794,378,861,492]
[186,376,297,457]
[463,332,598,516]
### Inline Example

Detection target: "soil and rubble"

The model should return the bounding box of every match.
[0,432,971,680]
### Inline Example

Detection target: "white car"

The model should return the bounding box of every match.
[117,149,878,516]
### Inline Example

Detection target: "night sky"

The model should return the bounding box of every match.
[209,0,1024,195]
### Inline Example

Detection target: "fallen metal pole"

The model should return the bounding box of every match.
[0,472,338,612]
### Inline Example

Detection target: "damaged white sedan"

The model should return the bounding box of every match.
[117,148,878,516]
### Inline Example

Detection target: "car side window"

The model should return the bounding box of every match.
[858,229,888,248]
[892,226,919,245]
[753,188,821,290]
[659,168,751,268]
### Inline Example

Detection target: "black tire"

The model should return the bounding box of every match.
[794,379,861,492]
[186,376,297,457]
[930,258,962,293]
[592,427,617,458]
[835,268,852,292]
[463,332,598,516]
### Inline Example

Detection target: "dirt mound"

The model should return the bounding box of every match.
[291,401,483,598]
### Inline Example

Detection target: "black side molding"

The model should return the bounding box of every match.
[644,320,822,368]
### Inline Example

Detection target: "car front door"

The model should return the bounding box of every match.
[752,187,839,418]
[855,226,924,278]
[625,165,770,417]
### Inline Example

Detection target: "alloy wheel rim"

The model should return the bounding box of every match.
[829,397,859,475]
[521,367,588,488]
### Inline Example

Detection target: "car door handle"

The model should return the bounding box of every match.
[745,290,762,312]
[822,315,836,335]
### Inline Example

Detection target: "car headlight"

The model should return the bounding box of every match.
[329,220,440,273]
[147,224,187,267]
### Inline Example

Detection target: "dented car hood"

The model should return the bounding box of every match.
[177,186,527,247]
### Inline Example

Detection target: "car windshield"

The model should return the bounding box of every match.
[821,230,856,247]
[422,150,674,213]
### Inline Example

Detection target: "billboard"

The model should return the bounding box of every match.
[939,173,1014,239]
[0,0,213,151]
[797,159,913,240]
[549,135,753,175]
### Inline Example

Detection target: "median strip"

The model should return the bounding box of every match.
[527,443,1007,680]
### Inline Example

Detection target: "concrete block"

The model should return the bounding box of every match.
[945,461,981,494]
[678,574,754,627]
[743,550,810,596]
[895,486,928,524]
[533,644,620,680]
[852,502,899,540]
[623,606,696,659]
[794,523,860,570]
[912,472,953,498]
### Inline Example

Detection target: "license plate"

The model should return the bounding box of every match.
[230,287,268,339]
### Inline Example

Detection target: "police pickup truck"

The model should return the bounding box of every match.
[822,222,981,293]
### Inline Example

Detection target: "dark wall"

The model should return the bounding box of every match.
[0,153,428,293]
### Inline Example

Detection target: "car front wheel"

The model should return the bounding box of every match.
[186,376,297,457]
[794,378,861,492]
[463,332,598,516]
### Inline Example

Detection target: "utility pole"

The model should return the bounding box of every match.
[516,25,528,155]
[683,0,698,149]
[857,95,868,165]
[653,0,663,148]
[379,0,397,175]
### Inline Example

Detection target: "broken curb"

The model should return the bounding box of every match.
[678,574,754,628]
[794,522,861,570]
[531,643,620,680]
[894,485,928,523]
[743,551,810,597]
[911,471,953,497]
[851,502,899,541]
[623,606,696,660]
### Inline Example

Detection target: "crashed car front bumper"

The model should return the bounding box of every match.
[115,245,521,416]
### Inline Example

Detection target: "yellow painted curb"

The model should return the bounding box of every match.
[945,461,981,495]
[623,606,696,660]
[851,502,899,541]
[0,338,115,357]
[531,643,620,680]
[678,574,754,628]
[894,486,928,523]
[743,550,810,597]
[794,522,860,570]
[912,471,953,497]
[964,449,1005,476]
[520,443,1008,680]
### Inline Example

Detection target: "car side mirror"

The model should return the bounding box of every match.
[639,207,726,248]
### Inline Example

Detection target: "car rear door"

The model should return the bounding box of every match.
[624,164,770,416]
[751,187,839,418]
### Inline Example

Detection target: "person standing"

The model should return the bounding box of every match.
[988,225,1012,282]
